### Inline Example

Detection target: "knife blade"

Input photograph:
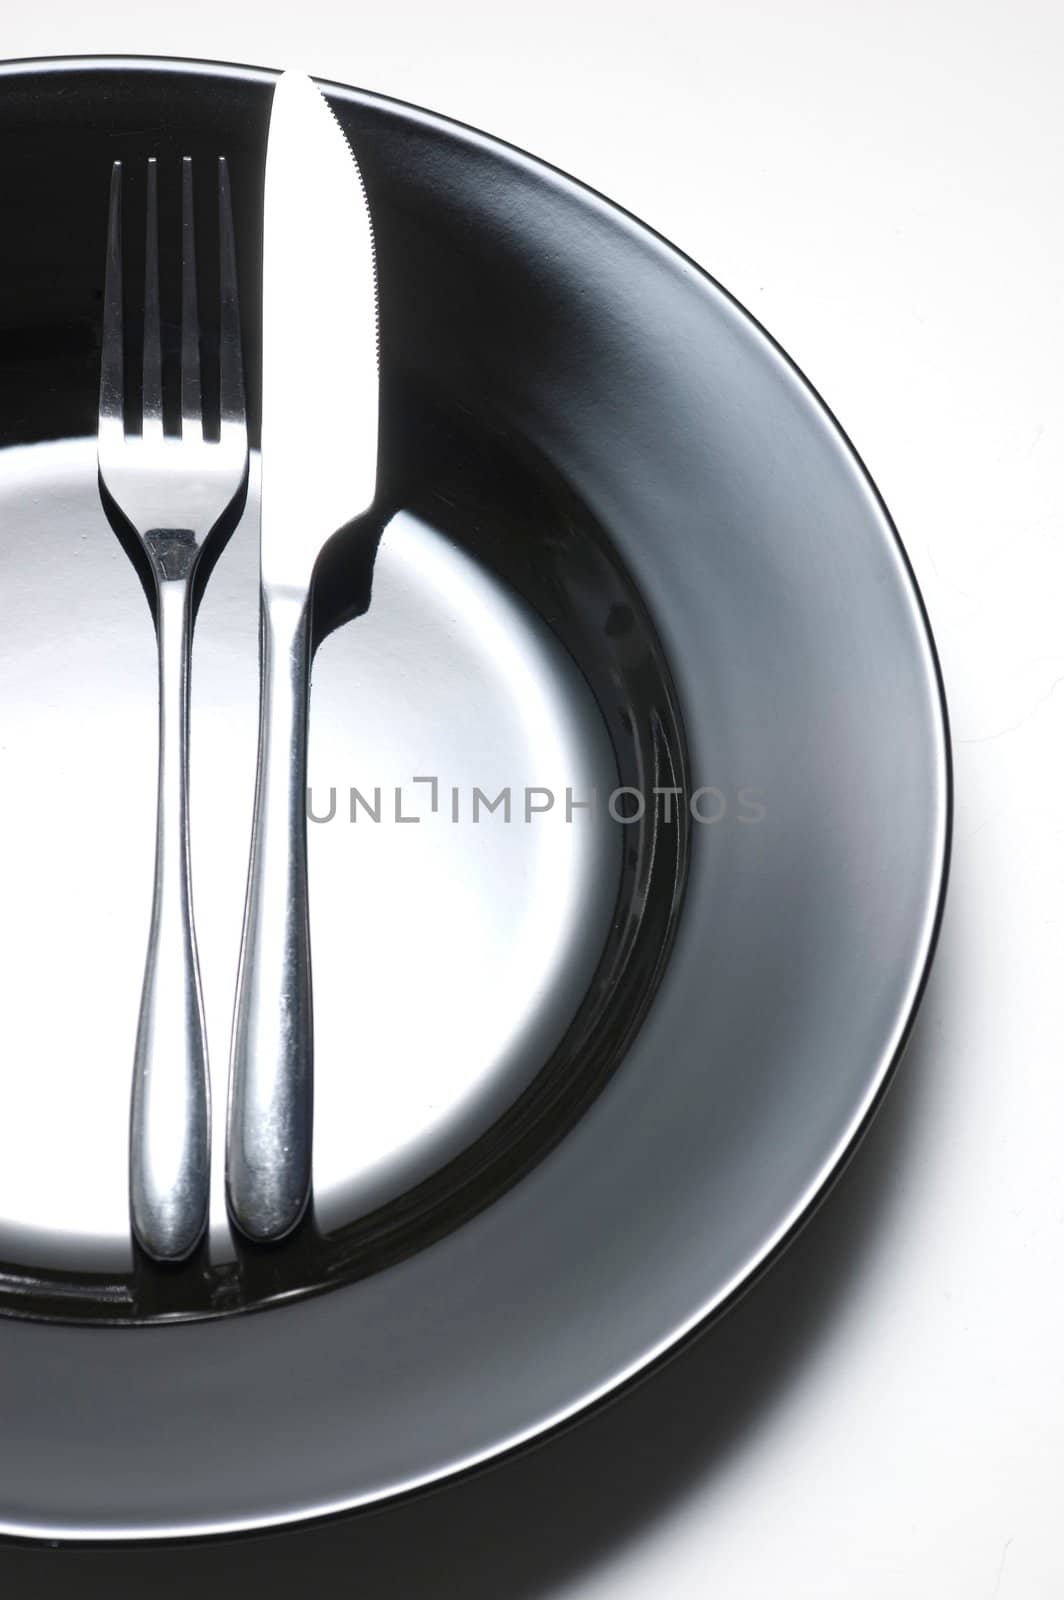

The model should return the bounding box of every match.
[226,70,379,1241]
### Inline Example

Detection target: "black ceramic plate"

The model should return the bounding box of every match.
[0,56,949,1540]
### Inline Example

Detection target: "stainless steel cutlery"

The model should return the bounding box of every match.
[226,72,380,1242]
[98,73,378,1254]
[98,155,249,1260]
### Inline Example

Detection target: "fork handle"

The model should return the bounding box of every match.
[130,573,211,1262]
[227,586,314,1241]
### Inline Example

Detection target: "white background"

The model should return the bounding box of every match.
[3,3,1062,1595]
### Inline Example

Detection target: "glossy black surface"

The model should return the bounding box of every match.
[0,59,948,1540]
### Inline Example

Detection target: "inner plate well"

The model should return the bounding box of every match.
[0,440,621,1282]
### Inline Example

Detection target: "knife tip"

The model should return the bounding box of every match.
[272,68,321,101]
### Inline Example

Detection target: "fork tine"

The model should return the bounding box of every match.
[142,158,164,439]
[98,161,124,442]
[180,157,203,439]
[217,157,246,432]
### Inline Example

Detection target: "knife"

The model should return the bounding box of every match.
[226,70,379,1241]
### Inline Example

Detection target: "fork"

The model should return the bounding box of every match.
[98,156,248,1261]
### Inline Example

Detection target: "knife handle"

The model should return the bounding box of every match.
[227,584,313,1241]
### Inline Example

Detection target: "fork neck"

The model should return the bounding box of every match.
[146,527,200,583]
[153,574,195,832]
